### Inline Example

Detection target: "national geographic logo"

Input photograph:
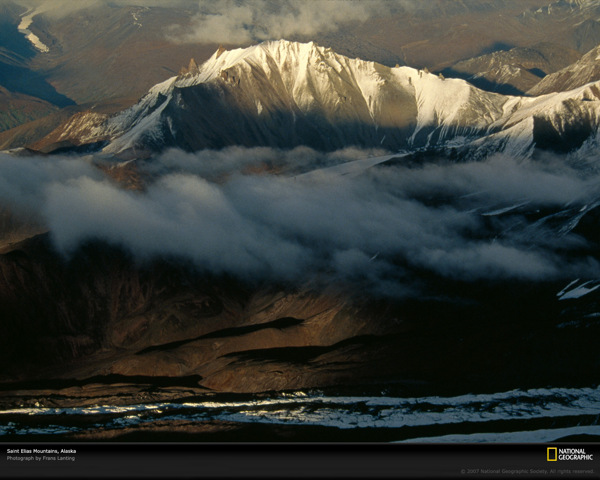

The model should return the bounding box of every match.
[547,447,594,462]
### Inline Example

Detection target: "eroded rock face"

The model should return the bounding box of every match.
[0,234,405,394]
[1,230,599,405]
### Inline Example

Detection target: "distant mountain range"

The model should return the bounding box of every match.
[441,43,581,95]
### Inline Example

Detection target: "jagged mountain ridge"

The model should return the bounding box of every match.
[34,40,600,157]
[42,40,505,153]
[443,43,581,95]
[528,43,600,95]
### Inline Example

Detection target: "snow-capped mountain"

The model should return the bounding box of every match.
[35,40,600,157]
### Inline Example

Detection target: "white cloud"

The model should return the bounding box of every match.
[167,0,394,45]
[1,148,598,295]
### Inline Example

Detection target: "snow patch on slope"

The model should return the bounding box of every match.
[102,76,178,153]
[557,279,600,300]
[18,8,49,53]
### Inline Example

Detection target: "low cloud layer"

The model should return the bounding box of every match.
[0,155,101,219]
[0,148,599,296]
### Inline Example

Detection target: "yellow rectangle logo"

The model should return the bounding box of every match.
[547,447,558,461]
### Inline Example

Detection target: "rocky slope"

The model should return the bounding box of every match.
[0,234,399,390]
[528,43,600,95]
[443,43,580,95]
[0,85,57,132]
[1,205,599,405]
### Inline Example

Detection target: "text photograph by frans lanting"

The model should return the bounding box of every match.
[0,0,599,478]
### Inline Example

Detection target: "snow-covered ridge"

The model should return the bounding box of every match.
[99,40,510,154]
[42,40,600,156]
[178,40,503,131]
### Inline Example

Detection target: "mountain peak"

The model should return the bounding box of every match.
[178,58,200,76]
[215,45,227,58]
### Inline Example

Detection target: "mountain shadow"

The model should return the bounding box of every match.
[440,67,526,96]
[0,6,74,108]
[0,2,34,61]
[0,61,75,108]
